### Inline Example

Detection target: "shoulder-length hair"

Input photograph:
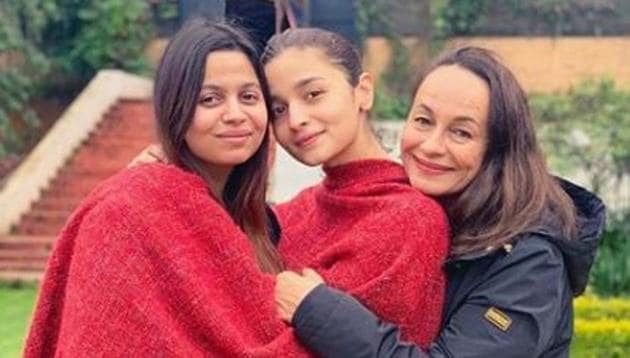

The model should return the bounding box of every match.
[153,19,282,273]
[420,47,577,257]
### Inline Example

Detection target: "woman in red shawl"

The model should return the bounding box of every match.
[261,28,449,347]
[25,22,449,357]
[24,20,293,356]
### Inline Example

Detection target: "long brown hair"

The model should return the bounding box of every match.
[153,19,283,273]
[421,47,577,257]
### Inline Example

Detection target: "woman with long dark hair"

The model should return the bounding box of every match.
[275,47,605,357]
[24,20,289,356]
[262,28,450,348]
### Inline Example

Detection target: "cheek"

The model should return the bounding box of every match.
[400,124,419,154]
[455,143,485,173]
[272,121,291,148]
[251,104,269,129]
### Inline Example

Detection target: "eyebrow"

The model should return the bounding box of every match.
[294,76,325,90]
[414,103,481,126]
[200,82,261,91]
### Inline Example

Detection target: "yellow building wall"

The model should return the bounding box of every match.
[147,36,630,94]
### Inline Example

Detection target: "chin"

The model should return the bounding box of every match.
[409,178,446,197]
[289,149,327,167]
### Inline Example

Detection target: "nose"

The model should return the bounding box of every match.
[222,97,247,124]
[286,103,309,130]
[419,129,447,156]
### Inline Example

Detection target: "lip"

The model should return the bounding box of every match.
[216,129,252,138]
[216,129,252,144]
[294,130,324,148]
[411,155,453,175]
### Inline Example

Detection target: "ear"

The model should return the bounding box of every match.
[354,72,374,113]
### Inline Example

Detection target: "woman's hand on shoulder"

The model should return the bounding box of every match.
[127,144,168,168]
[275,268,324,323]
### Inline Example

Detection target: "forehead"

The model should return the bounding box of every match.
[203,50,258,82]
[264,47,348,84]
[415,65,490,116]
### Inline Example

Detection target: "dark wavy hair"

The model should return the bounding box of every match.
[153,19,282,273]
[419,47,577,257]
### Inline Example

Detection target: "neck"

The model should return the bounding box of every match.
[325,117,390,168]
[199,165,233,203]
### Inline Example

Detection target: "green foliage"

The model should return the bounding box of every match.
[372,83,410,120]
[432,0,488,38]
[575,295,630,320]
[530,78,630,193]
[572,319,630,357]
[431,0,620,37]
[356,0,412,118]
[44,0,154,79]
[0,0,57,159]
[589,210,630,297]
[571,295,630,357]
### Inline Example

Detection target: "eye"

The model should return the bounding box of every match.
[305,89,324,101]
[241,91,260,104]
[451,128,473,142]
[412,116,432,129]
[199,93,221,107]
[271,102,287,118]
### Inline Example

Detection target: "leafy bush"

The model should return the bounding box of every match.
[589,210,630,297]
[432,0,488,38]
[572,295,630,357]
[572,319,630,357]
[531,78,630,195]
[42,0,154,84]
[372,83,410,121]
[0,0,55,159]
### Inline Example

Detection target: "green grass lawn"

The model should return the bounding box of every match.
[0,284,37,358]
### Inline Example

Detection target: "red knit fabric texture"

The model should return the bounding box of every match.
[275,159,450,348]
[24,164,312,357]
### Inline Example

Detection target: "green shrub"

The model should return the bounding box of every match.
[531,78,630,195]
[575,295,630,321]
[0,0,55,159]
[372,83,410,121]
[572,296,630,357]
[572,319,630,357]
[43,0,154,83]
[589,210,630,297]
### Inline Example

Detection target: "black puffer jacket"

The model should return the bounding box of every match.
[291,179,606,358]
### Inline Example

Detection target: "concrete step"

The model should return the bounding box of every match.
[13,221,64,236]
[31,197,83,212]
[0,236,56,250]
[0,248,49,260]
[0,270,43,283]
[0,259,48,271]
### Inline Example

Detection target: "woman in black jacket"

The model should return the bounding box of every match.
[274,46,606,358]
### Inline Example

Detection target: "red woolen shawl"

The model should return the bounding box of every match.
[24,164,310,357]
[275,159,450,347]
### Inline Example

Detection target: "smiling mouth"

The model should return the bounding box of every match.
[412,156,452,174]
[294,131,324,148]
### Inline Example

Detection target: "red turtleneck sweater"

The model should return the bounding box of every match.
[275,159,449,348]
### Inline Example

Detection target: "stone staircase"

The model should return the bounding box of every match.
[0,100,155,282]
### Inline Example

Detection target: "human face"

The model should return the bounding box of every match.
[400,64,489,196]
[185,50,268,173]
[264,47,370,167]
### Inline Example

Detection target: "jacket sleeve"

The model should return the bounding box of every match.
[292,236,570,358]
